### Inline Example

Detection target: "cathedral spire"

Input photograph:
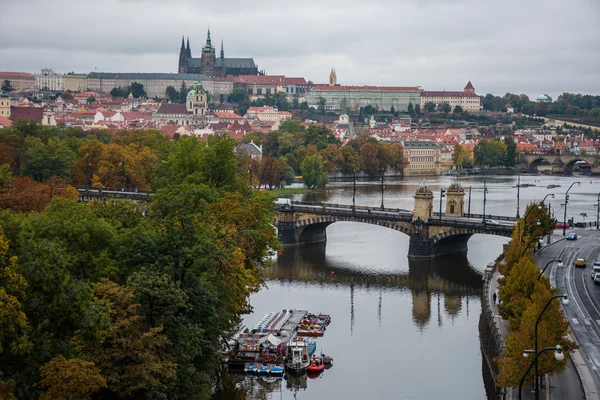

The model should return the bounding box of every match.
[186,36,191,57]
[181,35,185,49]
[220,39,224,58]
[204,27,213,50]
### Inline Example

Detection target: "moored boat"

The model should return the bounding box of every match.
[258,363,270,374]
[270,364,284,375]
[284,339,310,373]
[244,363,257,373]
[306,357,325,373]
[297,328,324,337]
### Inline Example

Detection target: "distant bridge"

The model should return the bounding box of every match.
[275,202,514,259]
[518,153,600,173]
[77,187,151,201]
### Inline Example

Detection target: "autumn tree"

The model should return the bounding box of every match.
[319,144,343,173]
[39,355,106,400]
[0,176,78,213]
[497,281,576,387]
[339,145,360,174]
[73,279,176,398]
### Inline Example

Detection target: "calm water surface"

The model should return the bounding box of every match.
[213,174,599,399]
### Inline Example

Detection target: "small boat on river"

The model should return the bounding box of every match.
[297,328,324,337]
[270,364,284,375]
[306,357,325,374]
[284,339,310,373]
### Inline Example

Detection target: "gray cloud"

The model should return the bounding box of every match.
[0,0,599,98]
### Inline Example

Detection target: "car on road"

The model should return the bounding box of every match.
[592,263,600,279]
[274,198,291,206]
[555,222,570,229]
[485,219,500,225]
[575,258,586,268]
[567,232,578,240]
[593,273,600,285]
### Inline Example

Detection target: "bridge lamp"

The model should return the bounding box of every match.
[439,189,446,222]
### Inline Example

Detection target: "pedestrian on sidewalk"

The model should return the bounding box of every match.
[492,292,497,304]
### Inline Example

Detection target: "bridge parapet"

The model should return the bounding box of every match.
[276,202,514,258]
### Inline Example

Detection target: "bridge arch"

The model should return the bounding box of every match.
[294,215,412,238]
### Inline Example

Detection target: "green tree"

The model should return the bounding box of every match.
[415,104,421,115]
[73,279,176,399]
[317,97,327,114]
[340,97,349,114]
[228,88,249,104]
[474,139,507,167]
[440,102,452,113]
[1,80,13,93]
[302,125,339,151]
[504,135,517,167]
[129,82,146,98]
[165,85,179,102]
[424,102,436,113]
[300,155,328,189]
[86,96,95,104]
[390,105,396,115]
[179,81,188,103]
[40,355,106,400]
[454,105,463,113]
[61,90,73,100]
[23,138,76,182]
[407,102,414,115]
[0,164,12,187]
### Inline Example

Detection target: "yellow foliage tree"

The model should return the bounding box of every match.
[497,281,576,387]
[40,355,106,400]
[497,253,539,330]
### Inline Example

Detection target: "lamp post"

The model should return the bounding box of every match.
[380,167,384,209]
[467,186,472,218]
[541,193,554,205]
[516,175,521,218]
[537,259,563,281]
[439,189,446,222]
[522,236,542,257]
[596,192,600,230]
[482,180,487,224]
[352,171,357,209]
[121,153,125,190]
[532,295,568,400]
[563,181,580,236]
[519,345,564,400]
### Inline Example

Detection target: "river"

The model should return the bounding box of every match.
[213,174,600,400]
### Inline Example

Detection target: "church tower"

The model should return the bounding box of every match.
[464,81,475,94]
[186,80,208,119]
[329,68,337,86]
[178,36,188,73]
[200,28,216,76]
[186,37,191,58]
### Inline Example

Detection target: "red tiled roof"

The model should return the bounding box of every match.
[422,91,479,97]
[213,111,242,119]
[10,106,43,122]
[0,72,35,79]
[310,85,420,92]
[284,77,307,85]
[0,116,13,127]
[235,75,285,85]
[247,106,277,112]
[156,103,189,115]
[160,125,180,139]
[70,111,96,117]
[464,81,474,90]
[122,112,152,121]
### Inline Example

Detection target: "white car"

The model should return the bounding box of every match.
[485,219,500,225]
[594,273,600,285]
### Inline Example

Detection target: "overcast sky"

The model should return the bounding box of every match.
[1,0,599,99]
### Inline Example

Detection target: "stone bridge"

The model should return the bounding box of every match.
[275,182,514,259]
[518,153,600,173]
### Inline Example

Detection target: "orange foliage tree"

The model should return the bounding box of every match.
[0,177,78,213]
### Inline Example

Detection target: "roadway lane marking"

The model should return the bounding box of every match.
[584,319,592,325]
[573,318,580,325]
[596,320,600,326]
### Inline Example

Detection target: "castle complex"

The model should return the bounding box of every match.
[177,29,260,77]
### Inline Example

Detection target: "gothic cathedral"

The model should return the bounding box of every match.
[177,28,261,77]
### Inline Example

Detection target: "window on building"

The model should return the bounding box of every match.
[247,88,253,95]
[257,88,263,95]
[266,89,271,95]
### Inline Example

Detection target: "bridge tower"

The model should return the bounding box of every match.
[445,180,465,217]
[413,183,433,221]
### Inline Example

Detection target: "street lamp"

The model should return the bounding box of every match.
[519,345,564,400]
[380,167,384,209]
[563,181,580,236]
[482,180,487,224]
[531,295,568,400]
[522,236,542,257]
[516,175,521,218]
[439,189,446,222]
[537,259,563,281]
[596,192,600,230]
[352,170,357,209]
[541,193,554,204]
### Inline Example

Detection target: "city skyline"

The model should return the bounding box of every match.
[1,0,599,99]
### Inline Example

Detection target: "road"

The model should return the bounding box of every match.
[537,228,600,399]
